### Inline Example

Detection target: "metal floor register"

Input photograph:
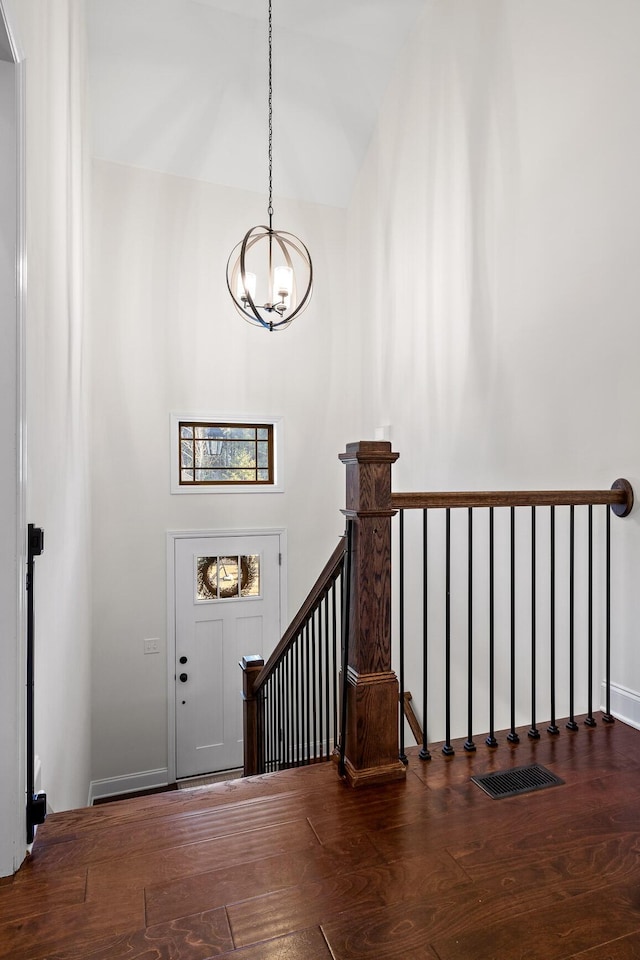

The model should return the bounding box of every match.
[471,764,564,799]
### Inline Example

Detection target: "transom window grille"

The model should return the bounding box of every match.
[179,421,274,486]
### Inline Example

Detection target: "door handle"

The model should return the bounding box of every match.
[179,673,188,683]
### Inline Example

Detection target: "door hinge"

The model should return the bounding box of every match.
[279,552,282,565]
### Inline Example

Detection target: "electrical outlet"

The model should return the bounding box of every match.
[144,637,160,655]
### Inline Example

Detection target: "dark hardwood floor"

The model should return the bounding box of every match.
[3,713,640,959]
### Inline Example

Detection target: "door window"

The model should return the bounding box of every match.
[196,555,261,600]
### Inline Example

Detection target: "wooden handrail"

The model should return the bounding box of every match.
[253,536,346,694]
[391,479,633,516]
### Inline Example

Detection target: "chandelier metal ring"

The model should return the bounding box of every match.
[227,226,313,331]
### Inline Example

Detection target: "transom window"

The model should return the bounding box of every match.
[179,421,274,486]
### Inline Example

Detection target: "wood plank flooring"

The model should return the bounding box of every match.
[3,713,640,959]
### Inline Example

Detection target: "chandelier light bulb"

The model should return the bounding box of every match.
[236,270,257,304]
[274,265,293,300]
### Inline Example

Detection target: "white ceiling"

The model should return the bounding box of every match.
[86,0,428,208]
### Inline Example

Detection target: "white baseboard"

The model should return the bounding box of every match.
[602,681,640,731]
[88,767,170,806]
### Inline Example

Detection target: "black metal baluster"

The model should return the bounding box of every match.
[323,589,328,760]
[289,644,298,766]
[567,505,579,731]
[486,508,498,747]
[603,505,615,723]
[302,621,311,763]
[420,509,431,760]
[277,659,283,770]
[294,646,298,765]
[338,520,353,778]
[281,654,287,768]
[257,687,264,774]
[273,673,278,770]
[508,507,520,744]
[271,669,276,772]
[585,505,597,728]
[329,582,336,758]
[262,677,268,773]
[301,625,307,764]
[302,628,307,764]
[262,677,268,772]
[306,624,314,762]
[269,675,275,771]
[277,661,283,770]
[292,634,298,766]
[278,657,287,770]
[281,658,287,769]
[399,510,407,764]
[331,557,340,753]
[529,506,540,739]
[295,633,301,765]
[262,685,268,773]
[298,630,303,766]
[287,652,292,767]
[284,655,290,768]
[287,649,294,766]
[465,507,476,752]
[548,506,559,734]
[260,680,266,773]
[280,656,287,769]
[443,508,455,755]
[319,594,327,759]
[311,611,317,762]
[272,674,277,770]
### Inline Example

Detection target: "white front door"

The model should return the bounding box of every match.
[174,533,282,778]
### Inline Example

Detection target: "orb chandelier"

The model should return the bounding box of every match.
[226,0,313,331]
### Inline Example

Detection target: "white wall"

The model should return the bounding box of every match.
[13,0,640,803]
[90,159,360,785]
[347,0,640,728]
[13,0,92,812]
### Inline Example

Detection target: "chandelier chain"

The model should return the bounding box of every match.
[268,0,273,222]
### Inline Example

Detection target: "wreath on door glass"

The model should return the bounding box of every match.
[197,555,256,600]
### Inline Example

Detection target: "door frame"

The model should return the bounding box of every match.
[166,528,287,783]
[0,0,26,878]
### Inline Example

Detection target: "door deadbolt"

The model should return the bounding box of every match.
[179,672,188,683]
[179,656,188,664]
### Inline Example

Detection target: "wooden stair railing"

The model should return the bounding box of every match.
[393,479,634,763]
[241,537,347,776]
[337,441,633,787]
[244,440,634,790]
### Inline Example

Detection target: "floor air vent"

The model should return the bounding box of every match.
[471,764,564,799]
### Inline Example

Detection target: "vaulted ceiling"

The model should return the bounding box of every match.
[87,0,427,208]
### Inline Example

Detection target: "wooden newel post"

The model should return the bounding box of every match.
[240,655,265,777]
[338,441,406,787]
